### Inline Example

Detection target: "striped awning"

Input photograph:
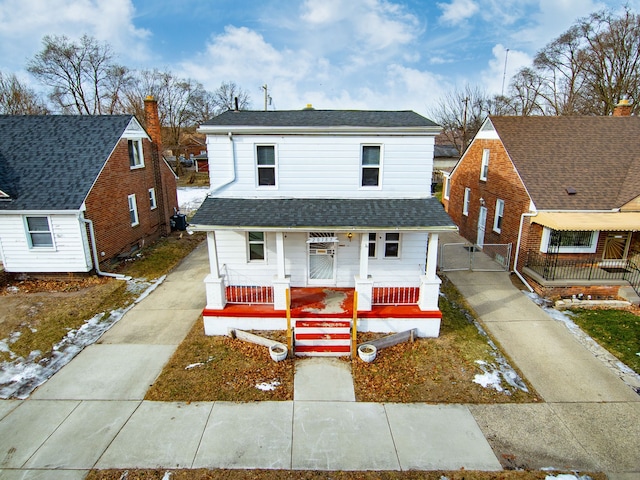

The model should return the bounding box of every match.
[532,211,640,231]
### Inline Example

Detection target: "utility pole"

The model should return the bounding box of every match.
[501,49,510,96]
[262,84,269,111]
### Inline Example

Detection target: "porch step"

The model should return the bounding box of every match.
[294,319,352,357]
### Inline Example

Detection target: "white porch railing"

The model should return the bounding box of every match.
[222,265,274,304]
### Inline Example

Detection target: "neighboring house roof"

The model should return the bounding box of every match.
[434,145,459,158]
[200,110,439,129]
[191,197,456,231]
[488,115,640,211]
[0,115,134,211]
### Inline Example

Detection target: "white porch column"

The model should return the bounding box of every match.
[273,231,290,310]
[355,232,373,311]
[204,231,227,310]
[419,232,441,311]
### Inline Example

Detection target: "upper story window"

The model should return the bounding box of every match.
[493,199,504,233]
[248,231,266,261]
[128,194,139,226]
[128,139,144,168]
[148,188,157,210]
[463,187,471,216]
[25,216,53,248]
[361,145,381,187]
[256,145,276,187]
[384,233,400,258]
[480,149,489,181]
[368,232,377,258]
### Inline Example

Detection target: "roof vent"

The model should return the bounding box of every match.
[566,187,577,195]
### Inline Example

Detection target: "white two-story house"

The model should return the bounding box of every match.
[190,108,456,355]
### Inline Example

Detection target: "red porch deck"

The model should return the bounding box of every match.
[202,287,441,319]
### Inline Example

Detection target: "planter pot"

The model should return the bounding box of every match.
[269,343,288,362]
[357,344,377,363]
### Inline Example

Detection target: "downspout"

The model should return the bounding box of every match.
[208,131,237,195]
[81,217,128,280]
[513,211,537,292]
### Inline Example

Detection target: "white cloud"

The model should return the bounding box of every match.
[0,0,151,73]
[437,0,479,25]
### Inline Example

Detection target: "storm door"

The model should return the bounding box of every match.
[307,232,337,285]
[476,207,487,248]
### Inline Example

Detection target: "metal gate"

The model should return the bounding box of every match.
[439,243,512,272]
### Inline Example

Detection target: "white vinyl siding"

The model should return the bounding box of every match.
[128,194,139,226]
[0,213,93,272]
[207,135,435,198]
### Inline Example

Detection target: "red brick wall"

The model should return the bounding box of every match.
[84,137,177,265]
[444,138,532,269]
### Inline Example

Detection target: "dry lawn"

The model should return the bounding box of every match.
[86,469,606,480]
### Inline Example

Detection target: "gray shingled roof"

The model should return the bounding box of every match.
[0,115,133,211]
[201,110,438,128]
[190,197,456,230]
[489,116,640,211]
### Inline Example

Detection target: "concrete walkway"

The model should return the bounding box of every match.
[0,237,639,478]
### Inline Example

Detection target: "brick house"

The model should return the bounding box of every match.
[0,97,178,275]
[443,101,640,300]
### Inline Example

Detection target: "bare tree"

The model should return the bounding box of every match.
[507,68,546,115]
[579,7,640,115]
[428,85,490,155]
[0,71,49,114]
[27,34,130,114]
[210,81,251,115]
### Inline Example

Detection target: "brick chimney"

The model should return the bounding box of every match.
[144,95,162,150]
[613,97,633,117]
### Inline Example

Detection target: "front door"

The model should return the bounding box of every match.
[603,232,631,262]
[308,232,337,285]
[477,206,487,248]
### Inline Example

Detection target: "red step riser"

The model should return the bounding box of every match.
[295,320,351,328]
[295,333,351,340]
[295,345,352,353]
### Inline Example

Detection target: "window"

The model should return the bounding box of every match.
[463,187,471,216]
[256,145,276,186]
[361,145,381,187]
[148,188,157,210]
[25,216,53,248]
[443,175,451,200]
[368,232,377,258]
[128,139,144,168]
[384,233,400,258]
[128,194,139,226]
[493,199,504,233]
[540,228,598,254]
[480,149,489,181]
[248,231,266,261]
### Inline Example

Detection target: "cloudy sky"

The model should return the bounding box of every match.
[0,0,635,116]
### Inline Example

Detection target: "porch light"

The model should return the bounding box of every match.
[347,232,353,241]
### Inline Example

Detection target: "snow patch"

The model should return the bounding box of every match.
[545,474,594,480]
[177,187,208,215]
[255,380,281,391]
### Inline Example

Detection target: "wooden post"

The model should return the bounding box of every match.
[286,288,292,356]
[351,290,358,360]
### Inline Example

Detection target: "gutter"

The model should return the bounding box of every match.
[513,211,537,292]
[208,131,237,196]
[81,217,129,280]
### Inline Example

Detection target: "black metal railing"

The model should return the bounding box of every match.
[526,251,640,295]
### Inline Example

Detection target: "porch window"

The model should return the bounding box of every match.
[148,188,157,210]
[25,216,53,248]
[480,149,489,181]
[361,145,381,187]
[384,233,400,258]
[128,139,144,168]
[540,228,598,254]
[248,231,266,261]
[493,199,504,233]
[368,232,377,257]
[256,145,276,187]
[463,187,471,216]
[128,194,139,226]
